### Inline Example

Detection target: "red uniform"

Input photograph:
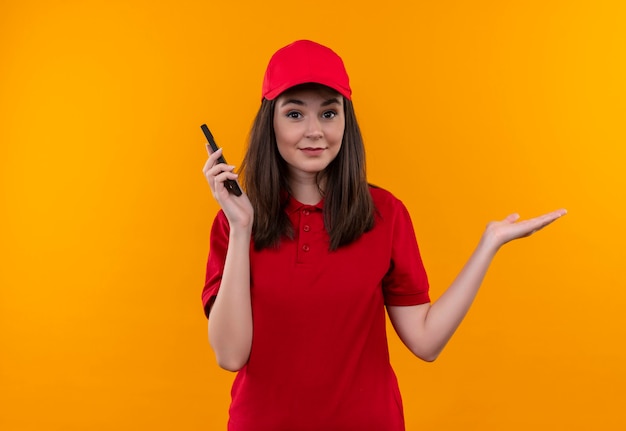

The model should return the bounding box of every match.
[202,186,430,431]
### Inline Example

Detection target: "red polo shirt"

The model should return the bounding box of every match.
[202,186,430,431]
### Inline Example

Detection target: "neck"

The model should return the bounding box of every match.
[288,172,325,205]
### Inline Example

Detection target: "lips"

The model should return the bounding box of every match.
[300,147,325,155]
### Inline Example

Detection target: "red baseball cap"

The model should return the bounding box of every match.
[261,40,352,101]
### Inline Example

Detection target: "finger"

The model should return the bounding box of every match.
[202,157,213,173]
[204,163,236,197]
[214,171,239,183]
[203,147,223,166]
[518,209,567,235]
[532,209,568,228]
[212,171,240,195]
[504,213,520,223]
[206,163,236,179]
[206,144,224,157]
[209,147,224,163]
[203,150,224,173]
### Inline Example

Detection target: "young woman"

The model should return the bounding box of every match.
[201,40,566,431]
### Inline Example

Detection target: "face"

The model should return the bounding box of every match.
[273,86,345,181]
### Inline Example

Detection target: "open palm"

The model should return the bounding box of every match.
[484,209,567,249]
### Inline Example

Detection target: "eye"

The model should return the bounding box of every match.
[322,110,337,119]
[286,110,302,119]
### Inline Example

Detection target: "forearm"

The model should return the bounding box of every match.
[208,227,253,371]
[390,210,565,362]
[421,239,499,358]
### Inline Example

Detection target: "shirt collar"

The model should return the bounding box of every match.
[284,194,325,215]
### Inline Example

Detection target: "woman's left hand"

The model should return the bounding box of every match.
[482,208,567,251]
[389,207,567,361]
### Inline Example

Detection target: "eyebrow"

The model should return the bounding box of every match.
[279,97,342,107]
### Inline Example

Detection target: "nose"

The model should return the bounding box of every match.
[305,116,323,140]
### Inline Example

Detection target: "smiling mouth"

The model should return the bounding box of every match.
[300,148,326,156]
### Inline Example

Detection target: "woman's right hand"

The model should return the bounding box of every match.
[203,148,254,230]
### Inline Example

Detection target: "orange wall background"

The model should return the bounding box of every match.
[1,1,624,430]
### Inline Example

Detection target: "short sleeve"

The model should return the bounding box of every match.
[382,198,430,306]
[201,210,230,318]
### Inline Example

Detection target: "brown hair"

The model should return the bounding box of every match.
[240,88,374,251]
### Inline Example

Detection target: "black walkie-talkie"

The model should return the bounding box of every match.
[200,124,243,196]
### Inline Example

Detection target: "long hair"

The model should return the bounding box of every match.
[240,91,374,251]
